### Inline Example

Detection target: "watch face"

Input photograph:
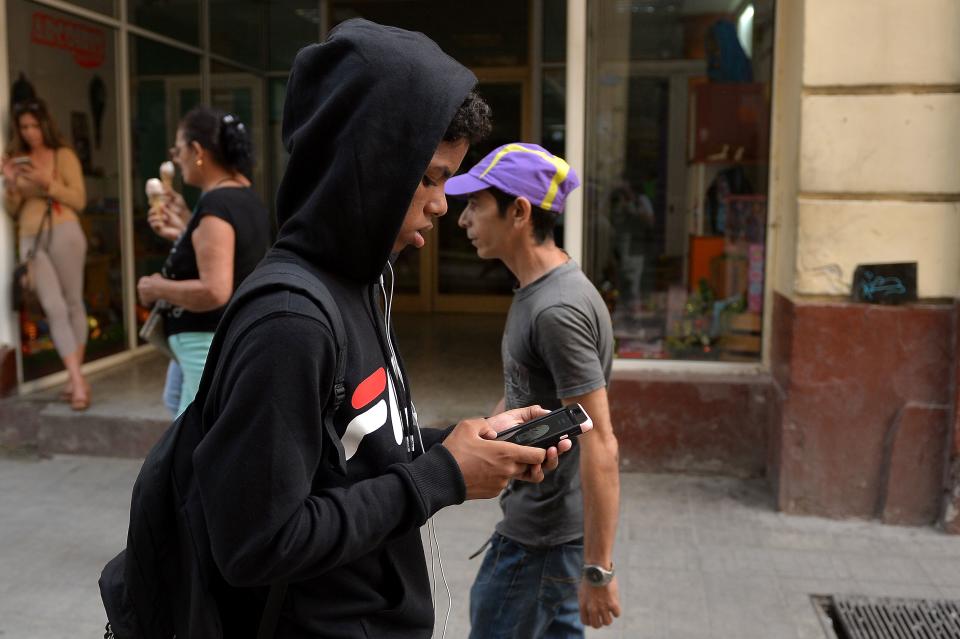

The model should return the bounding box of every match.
[585,567,603,584]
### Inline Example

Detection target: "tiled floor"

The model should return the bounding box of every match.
[11,312,507,428]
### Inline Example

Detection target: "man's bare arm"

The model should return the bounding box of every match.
[564,387,621,628]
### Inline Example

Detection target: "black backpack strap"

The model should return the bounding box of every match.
[195,261,349,475]
[200,262,350,638]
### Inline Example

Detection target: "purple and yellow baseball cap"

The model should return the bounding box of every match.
[445,143,580,213]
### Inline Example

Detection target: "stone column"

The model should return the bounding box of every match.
[768,0,960,525]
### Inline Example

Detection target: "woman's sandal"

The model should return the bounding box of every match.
[70,384,91,412]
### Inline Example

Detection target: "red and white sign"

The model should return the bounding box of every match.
[31,12,106,69]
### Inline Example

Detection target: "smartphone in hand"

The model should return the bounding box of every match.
[495,404,591,449]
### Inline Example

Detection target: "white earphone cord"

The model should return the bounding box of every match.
[383,262,452,639]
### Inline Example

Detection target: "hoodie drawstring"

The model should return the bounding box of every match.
[379,263,418,454]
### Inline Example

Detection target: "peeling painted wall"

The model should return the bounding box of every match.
[795,200,960,297]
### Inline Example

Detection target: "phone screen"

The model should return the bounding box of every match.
[496,404,590,448]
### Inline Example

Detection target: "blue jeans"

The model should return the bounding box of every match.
[162,360,182,418]
[469,533,584,639]
[167,332,214,417]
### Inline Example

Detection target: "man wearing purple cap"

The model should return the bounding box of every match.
[448,143,622,637]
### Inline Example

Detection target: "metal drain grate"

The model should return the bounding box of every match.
[820,595,960,639]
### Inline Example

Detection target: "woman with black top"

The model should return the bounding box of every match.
[137,106,270,416]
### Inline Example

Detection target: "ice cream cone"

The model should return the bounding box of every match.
[160,161,175,190]
[146,178,164,209]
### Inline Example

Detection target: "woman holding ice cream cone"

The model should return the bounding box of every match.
[138,106,269,416]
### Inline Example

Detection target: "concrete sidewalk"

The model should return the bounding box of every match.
[3,454,960,638]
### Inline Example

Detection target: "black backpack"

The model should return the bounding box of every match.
[99,261,348,639]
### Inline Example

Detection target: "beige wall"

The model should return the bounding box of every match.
[804,0,960,87]
[793,0,960,299]
[796,200,960,295]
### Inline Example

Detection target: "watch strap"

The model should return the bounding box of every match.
[582,563,615,586]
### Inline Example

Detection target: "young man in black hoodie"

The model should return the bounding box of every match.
[189,19,579,639]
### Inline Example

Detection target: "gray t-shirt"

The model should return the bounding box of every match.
[496,259,614,547]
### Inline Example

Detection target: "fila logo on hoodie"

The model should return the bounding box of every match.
[340,367,403,461]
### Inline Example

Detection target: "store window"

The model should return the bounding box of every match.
[436,79,525,298]
[211,60,267,201]
[543,0,566,65]
[128,36,201,337]
[128,0,199,46]
[7,0,125,379]
[585,0,773,362]
[209,1,267,69]
[331,1,529,68]
[267,2,320,71]
[70,0,116,17]
[267,77,288,216]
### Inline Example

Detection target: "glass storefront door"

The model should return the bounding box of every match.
[3,0,553,390]
[129,36,202,339]
[328,1,536,314]
[211,61,267,202]
[7,0,125,380]
[434,75,528,312]
[392,75,530,313]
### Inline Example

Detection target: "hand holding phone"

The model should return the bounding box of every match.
[9,156,32,178]
[495,404,592,449]
[3,157,27,184]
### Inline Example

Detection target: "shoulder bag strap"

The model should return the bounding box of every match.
[196,261,349,472]
[40,197,53,252]
[25,198,54,259]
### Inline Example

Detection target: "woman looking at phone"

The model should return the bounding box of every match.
[2,99,90,410]
[137,107,270,416]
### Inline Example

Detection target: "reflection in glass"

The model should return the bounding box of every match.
[541,68,565,159]
[7,0,124,379]
[68,0,116,17]
[585,0,774,361]
[129,36,201,338]
[541,68,565,249]
[211,60,268,206]
[268,2,321,71]
[268,77,288,219]
[128,0,199,45]
[543,0,566,63]
[331,0,529,68]
[209,0,266,69]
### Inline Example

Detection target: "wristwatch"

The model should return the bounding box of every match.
[582,563,615,587]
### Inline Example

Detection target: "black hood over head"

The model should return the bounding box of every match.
[274,19,477,283]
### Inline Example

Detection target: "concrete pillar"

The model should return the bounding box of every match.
[769,0,960,525]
